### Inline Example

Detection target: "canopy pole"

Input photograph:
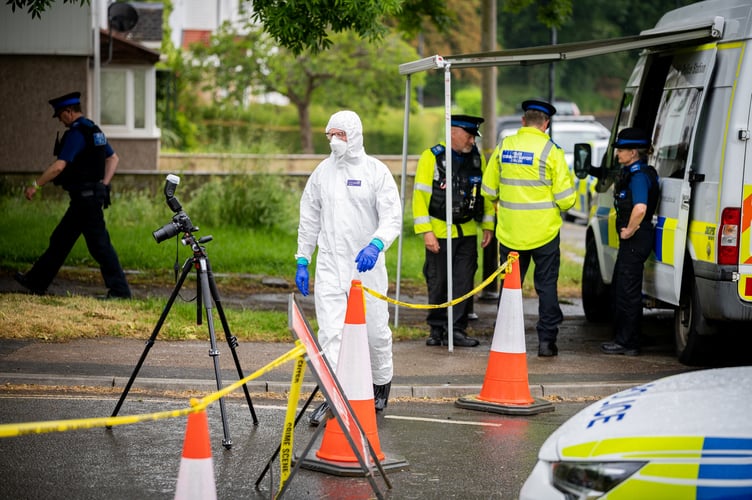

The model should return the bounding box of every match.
[443,64,454,352]
[394,76,412,328]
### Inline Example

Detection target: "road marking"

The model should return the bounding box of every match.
[385,415,503,427]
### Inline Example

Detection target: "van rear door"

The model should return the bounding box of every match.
[645,46,717,304]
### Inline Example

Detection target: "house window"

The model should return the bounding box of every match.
[100,66,157,137]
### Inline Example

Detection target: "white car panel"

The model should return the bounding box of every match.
[520,366,752,499]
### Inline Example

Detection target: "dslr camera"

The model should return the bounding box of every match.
[152,174,198,243]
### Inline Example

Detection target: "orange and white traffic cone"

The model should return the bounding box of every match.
[174,407,217,500]
[456,252,554,415]
[300,280,407,476]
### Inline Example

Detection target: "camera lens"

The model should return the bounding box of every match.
[153,221,180,243]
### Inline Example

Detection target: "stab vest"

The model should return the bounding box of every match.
[427,144,484,224]
[614,160,660,231]
[53,118,107,188]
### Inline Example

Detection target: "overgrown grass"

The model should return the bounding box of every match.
[0,192,428,284]
[0,293,295,342]
[0,287,429,342]
[0,187,584,342]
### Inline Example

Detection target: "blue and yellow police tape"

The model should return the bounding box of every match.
[0,341,308,438]
[362,255,515,309]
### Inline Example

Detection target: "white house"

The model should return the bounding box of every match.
[0,0,160,172]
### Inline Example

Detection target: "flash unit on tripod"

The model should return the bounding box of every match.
[164,174,183,213]
[164,174,180,199]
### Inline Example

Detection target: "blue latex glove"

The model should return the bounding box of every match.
[355,243,381,273]
[295,264,309,296]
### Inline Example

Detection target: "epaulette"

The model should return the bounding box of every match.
[430,144,445,157]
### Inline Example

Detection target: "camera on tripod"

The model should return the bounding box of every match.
[152,174,198,243]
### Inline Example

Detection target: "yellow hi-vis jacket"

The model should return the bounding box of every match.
[412,143,495,239]
[481,126,575,250]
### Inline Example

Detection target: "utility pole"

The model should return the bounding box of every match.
[480,0,499,301]
[481,0,497,153]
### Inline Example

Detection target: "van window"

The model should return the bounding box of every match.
[652,88,702,179]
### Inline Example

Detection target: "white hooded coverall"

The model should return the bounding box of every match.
[295,110,402,385]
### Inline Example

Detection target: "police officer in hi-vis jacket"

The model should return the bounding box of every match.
[482,99,575,357]
[413,115,496,348]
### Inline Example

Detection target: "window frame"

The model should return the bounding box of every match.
[99,65,159,139]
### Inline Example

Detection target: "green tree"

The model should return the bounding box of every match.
[496,0,701,111]
[188,25,423,153]
[251,0,453,54]
[185,21,267,111]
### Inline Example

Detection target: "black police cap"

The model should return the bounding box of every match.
[451,114,484,137]
[612,127,651,149]
[521,99,557,117]
[49,91,81,117]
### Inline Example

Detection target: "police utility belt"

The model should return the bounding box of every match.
[65,182,104,198]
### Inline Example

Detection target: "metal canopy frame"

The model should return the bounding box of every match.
[393,15,724,351]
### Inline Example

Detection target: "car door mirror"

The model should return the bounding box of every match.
[574,143,602,179]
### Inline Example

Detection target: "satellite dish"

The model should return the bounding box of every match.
[108,2,139,32]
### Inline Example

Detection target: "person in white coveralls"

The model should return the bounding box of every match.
[294,110,402,425]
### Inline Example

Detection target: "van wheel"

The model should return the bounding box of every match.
[582,236,612,322]
[674,266,711,366]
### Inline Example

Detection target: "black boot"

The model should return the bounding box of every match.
[308,401,329,426]
[426,327,444,346]
[538,341,559,357]
[451,330,480,347]
[14,272,46,295]
[373,382,391,412]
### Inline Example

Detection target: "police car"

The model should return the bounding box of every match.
[520,366,752,499]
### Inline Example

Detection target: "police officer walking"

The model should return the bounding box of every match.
[601,128,659,356]
[482,100,575,357]
[15,92,131,299]
[412,115,496,347]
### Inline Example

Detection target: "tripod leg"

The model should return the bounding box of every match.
[197,258,233,449]
[206,261,258,425]
[110,257,194,420]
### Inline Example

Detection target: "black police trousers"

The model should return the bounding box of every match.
[499,234,563,344]
[423,235,478,331]
[612,227,653,350]
[23,186,131,297]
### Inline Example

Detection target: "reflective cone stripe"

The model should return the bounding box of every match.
[174,409,216,500]
[316,280,385,462]
[478,253,534,405]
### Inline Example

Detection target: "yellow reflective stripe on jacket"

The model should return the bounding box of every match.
[412,144,494,239]
[482,127,575,250]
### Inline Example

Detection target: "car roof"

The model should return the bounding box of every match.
[496,116,610,150]
[536,366,752,462]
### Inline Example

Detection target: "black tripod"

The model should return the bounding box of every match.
[110,231,258,449]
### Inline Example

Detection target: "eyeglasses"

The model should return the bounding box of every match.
[325,130,347,140]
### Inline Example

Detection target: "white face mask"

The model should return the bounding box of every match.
[329,137,348,157]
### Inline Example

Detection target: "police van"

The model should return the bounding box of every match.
[574,0,752,365]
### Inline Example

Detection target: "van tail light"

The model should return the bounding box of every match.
[718,207,740,265]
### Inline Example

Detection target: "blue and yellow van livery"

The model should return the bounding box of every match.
[577,0,752,365]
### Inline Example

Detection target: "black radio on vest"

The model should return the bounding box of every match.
[427,144,484,224]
